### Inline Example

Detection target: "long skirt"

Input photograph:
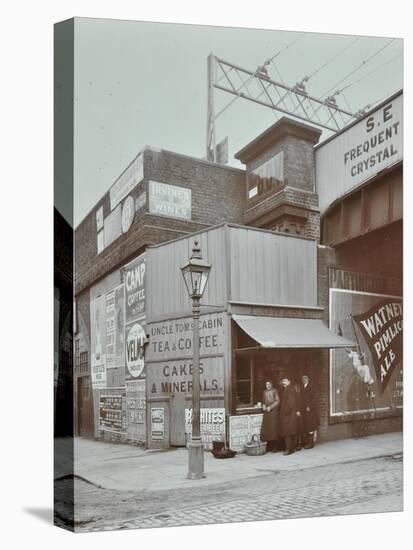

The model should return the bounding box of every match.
[261,408,279,442]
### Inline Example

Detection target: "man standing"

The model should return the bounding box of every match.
[301,375,320,449]
[278,377,300,455]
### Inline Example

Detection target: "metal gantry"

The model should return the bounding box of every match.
[206,53,360,162]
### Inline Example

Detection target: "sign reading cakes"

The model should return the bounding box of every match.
[124,254,146,322]
[149,181,191,220]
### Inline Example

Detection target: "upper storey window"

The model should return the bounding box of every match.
[247,151,284,200]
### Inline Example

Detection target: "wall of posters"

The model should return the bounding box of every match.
[329,288,403,417]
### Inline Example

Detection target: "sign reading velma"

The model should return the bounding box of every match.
[125,322,146,379]
[316,92,402,215]
[149,181,191,220]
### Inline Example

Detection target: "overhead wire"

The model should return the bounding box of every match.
[320,38,396,99]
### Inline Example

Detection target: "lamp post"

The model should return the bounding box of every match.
[180,241,211,479]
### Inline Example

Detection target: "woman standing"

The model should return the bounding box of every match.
[260,381,280,452]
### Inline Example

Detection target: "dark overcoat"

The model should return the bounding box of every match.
[278,385,299,437]
[260,388,280,442]
[300,383,320,433]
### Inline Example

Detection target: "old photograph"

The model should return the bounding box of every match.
[54,17,403,532]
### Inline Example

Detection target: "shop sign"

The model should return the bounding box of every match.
[147,357,224,396]
[151,407,165,440]
[329,288,403,417]
[316,93,402,214]
[125,322,146,379]
[110,153,144,210]
[126,380,146,442]
[124,255,146,323]
[121,195,135,233]
[147,313,225,361]
[229,414,263,452]
[185,408,225,450]
[353,299,402,394]
[99,388,126,432]
[149,180,191,220]
[90,295,107,389]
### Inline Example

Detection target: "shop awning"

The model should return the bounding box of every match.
[232,315,355,349]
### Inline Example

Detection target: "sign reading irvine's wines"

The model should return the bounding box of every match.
[353,299,403,393]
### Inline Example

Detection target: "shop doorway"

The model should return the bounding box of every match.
[77,375,93,437]
[170,391,187,446]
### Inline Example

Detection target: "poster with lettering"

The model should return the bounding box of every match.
[105,290,116,369]
[99,388,126,432]
[185,408,225,450]
[149,181,191,220]
[126,379,146,442]
[330,288,403,416]
[151,408,165,440]
[124,254,146,323]
[90,295,107,389]
[353,299,402,394]
[125,321,146,379]
[114,284,125,367]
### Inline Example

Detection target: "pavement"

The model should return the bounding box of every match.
[69,431,402,492]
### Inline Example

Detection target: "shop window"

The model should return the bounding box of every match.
[235,356,253,407]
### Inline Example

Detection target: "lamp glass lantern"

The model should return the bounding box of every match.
[180,242,211,299]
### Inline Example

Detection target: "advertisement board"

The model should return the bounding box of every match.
[229,414,263,452]
[149,180,191,220]
[126,379,146,442]
[99,388,126,432]
[316,93,403,214]
[329,288,403,417]
[110,152,144,210]
[114,284,125,368]
[151,408,165,440]
[105,290,116,369]
[124,254,146,323]
[185,408,226,450]
[90,295,107,389]
[125,321,146,379]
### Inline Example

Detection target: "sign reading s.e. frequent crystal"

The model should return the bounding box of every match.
[149,180,191,220]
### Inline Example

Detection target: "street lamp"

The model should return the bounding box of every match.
[181,241,211,479]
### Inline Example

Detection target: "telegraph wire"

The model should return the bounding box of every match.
[321,38,396,99]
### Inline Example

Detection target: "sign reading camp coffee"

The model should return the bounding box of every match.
[124,254,146,323]
[125,322,146,379]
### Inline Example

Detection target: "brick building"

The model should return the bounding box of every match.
[74,92,402,448]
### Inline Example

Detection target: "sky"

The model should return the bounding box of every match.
[73,18,403,226]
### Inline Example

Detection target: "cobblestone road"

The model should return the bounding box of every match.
[59,454,402,532]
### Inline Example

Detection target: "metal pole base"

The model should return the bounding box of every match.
[187,438,206,480]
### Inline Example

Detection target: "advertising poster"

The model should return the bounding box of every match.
[330,289,403,416]
[126,379,146,442]
[149,181,191,220]
[125,321,147,379]
[185,408,226,450]
[114,284,125,367]
[229,414,263,452]
[124,254,146,323]
[151,408,165,440]
[90,295,107,389]
[105,290,116,369]
[99,388,127,433]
